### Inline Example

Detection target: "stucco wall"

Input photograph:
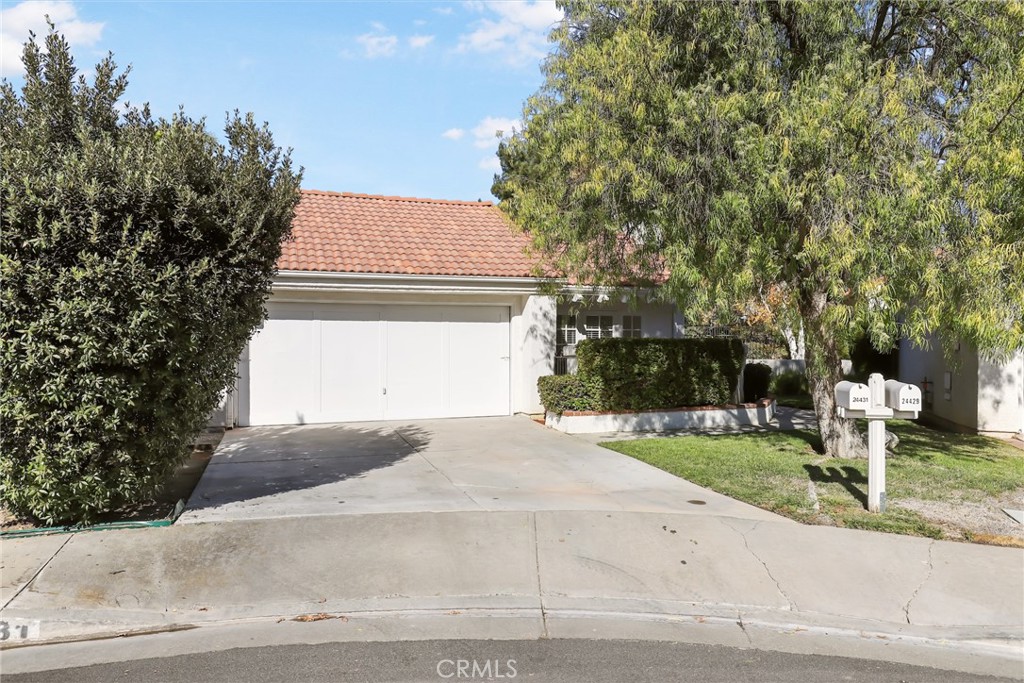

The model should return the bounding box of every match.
[977,351,1024,435]
[899,337,981,432]
[513,294,555,414]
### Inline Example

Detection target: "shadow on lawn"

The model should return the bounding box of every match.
[772,428,825,455]
[886,421,1009,464]
[803,463,868,508]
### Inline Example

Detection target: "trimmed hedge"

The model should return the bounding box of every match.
[743,363,773,403]
[771,369,808,395]
[537,374,604,414]
[540,338,744,414]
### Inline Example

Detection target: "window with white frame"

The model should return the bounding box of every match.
[556,315,577,346]
[622,315,642,338]
[555,315,577,375]
[585,315,613,339]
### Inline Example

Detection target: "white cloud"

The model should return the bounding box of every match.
[478,156,502,172]
[457,0,561,66]
[442,127,465,140]
[1,1,104,77]
[487,0,563,31]
[354,29,397,58]
[408,34,435,49]
[433,6,454,15]
[471,116,518,149]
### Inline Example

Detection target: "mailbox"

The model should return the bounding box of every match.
[834,373,914,513]
[884,380,922,417]
[835,381,871,410]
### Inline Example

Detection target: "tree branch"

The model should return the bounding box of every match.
[870,0,892,48]
[988,83,1024,135]
[766,1,806,57]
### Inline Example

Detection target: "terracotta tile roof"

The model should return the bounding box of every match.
[278,190,539,278]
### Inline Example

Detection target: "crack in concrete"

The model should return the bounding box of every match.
[394,429,483,510]
[903,539,935,625]
[720,518,797,612]
[2,533,75,611]
[736,616,753,646]
[531,512,549,639]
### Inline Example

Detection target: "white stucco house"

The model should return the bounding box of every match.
[899,340,1024,438]
[216,190,684,427]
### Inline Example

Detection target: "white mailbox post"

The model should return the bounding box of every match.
[834,373,920,513]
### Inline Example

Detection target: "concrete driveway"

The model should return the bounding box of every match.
[180,416,783,523]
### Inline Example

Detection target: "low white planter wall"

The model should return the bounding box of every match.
[748,358,853,375]
[546,399,776,435]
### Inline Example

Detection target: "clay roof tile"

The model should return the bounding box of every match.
[279,190,537,278]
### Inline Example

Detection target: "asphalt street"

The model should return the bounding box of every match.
[7,639,1019,683]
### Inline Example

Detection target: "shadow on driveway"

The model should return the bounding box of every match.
[181,422,433,518]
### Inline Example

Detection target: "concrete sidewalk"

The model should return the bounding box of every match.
[2,511,1021,678]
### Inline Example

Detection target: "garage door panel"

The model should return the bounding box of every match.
[247,312,320,426]
[321,314,383,422]
[385,316,446,420]
[447,307,510,417]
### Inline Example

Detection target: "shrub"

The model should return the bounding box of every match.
[537,374,604,414]
[573,337,744,411]
[771,370,809,395]
[743,363,772,403]
[0,31,301,524]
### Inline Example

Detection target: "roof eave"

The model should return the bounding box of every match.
[273,269,559,295]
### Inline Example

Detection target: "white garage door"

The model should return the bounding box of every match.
[244,303,510,426]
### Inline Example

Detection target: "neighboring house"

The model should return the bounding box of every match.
[899,340,1024,438]
[219,190,683,427]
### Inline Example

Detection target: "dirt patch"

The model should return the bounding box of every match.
[1,430,223,531]
[0,508,35,532]
[892,494,1023,543]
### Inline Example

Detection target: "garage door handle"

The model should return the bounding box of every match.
[382,387,387,395]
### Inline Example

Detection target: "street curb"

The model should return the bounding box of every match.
[2,605,1021,679]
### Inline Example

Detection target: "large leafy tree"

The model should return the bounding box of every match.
[495,0,1024,457]
[1,30,301,523]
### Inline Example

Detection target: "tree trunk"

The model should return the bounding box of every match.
[782,322,805,360]
[800,295,866,458]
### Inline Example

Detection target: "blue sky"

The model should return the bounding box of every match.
[1,0,562,201]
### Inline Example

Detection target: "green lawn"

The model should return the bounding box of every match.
[773,394,815,410]
[602,421,1024,543]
